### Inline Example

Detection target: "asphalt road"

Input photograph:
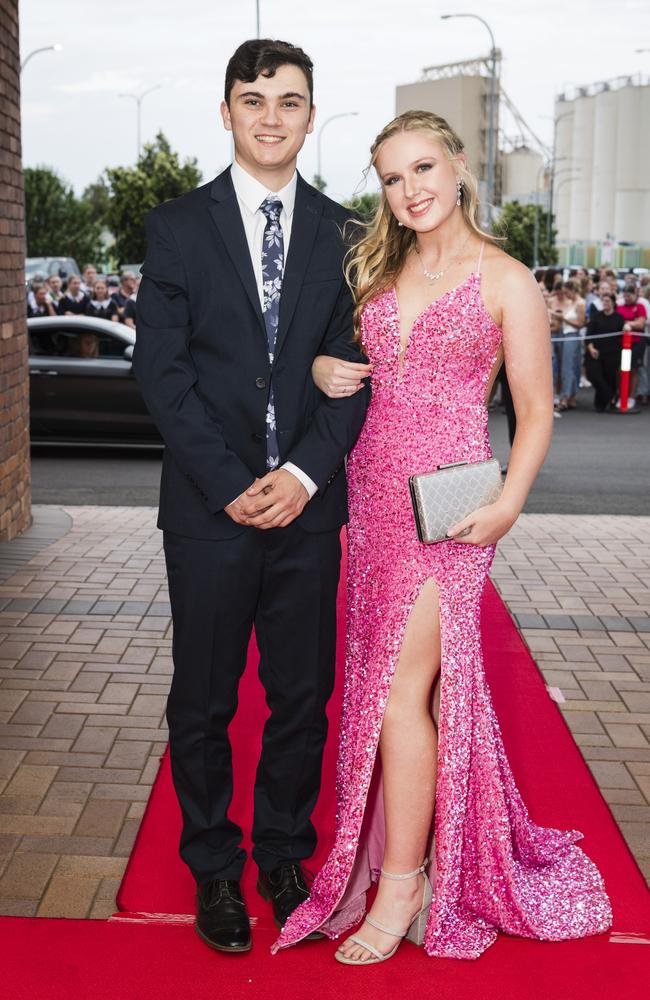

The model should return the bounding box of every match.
[30,389,649,514]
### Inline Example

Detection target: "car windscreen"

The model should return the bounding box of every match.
[25,258,78,280]
[29,327,128,359]
[25,259,48,278]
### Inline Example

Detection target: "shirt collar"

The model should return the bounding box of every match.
[230,159,297,219]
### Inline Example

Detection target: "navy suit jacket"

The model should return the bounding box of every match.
[134,167,369,540]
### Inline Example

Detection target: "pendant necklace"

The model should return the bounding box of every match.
[415,233,472,284]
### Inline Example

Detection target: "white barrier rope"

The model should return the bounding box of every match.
[550,331,649,343]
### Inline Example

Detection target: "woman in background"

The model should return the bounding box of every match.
[584,290,623,412]
[84,279,119,322]
[556,279,585,411]
[58,274,88,316]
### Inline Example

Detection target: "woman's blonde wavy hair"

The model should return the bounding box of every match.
[344,110,501,338]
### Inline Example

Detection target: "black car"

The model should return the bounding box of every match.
[28,315,160,445]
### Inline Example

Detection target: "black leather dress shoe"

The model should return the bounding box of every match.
[257,862,324,940]
[195,879,251,953]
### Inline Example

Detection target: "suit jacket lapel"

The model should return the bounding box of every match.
[274,175,323,361]
[207,168,266,339]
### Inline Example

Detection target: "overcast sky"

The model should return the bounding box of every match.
[19,0,649,203]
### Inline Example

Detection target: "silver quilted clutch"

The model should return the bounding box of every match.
[408,459,503,544]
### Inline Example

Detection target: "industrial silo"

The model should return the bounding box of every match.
[554,76,650,259]
[501,146,545,206]
[568,93,594,241]
[553,103,574,242]
[613,83,650,243]
[590,87,617,241]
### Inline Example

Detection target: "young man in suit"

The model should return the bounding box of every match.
[134,39,369,954]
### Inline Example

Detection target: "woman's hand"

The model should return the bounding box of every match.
[312,355,372,398]
[587,343,599,360]
[447,498,519,547]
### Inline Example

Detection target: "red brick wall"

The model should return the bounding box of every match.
[0,0,32,542]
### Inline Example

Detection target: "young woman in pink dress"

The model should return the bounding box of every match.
[272,111,612,965]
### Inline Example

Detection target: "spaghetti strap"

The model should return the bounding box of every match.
[476,241,485,274]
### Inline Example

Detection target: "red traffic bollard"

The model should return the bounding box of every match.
[618,329,632,413]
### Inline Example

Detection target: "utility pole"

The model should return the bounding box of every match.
[441,13,498,227]
[316,113,359,187]
[548,111,572,245]
[20,44,62,74]
[118,85,162,160]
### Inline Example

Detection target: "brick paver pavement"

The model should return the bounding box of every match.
[0,507,648,918]
[492,514,650,884]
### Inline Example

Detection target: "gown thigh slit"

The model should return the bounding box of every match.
[272,259,612,959]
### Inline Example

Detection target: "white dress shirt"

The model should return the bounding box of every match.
[230,159,317,502]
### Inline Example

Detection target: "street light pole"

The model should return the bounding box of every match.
[256,0,260,37]
[554,171,581,247]
[119,85,162,159]
[316,112,359,186]
[554,166,581,181]
[533,162,547,269]
[551,165,581,244]
[20,44,62,74]
[548,111,572,245]
[554,174,580,197]
[441,13,497,227]
[533,160,569,269]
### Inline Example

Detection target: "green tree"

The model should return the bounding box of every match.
[312,173,326,192]
[81,176,112,230]
[343,192,380,222]
[24,166,104,265]
[104,131,202,263]
[493,200,557,268]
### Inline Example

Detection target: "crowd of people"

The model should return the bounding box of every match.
[26,259,648,415]
[26,263,140,329]
[535,266,649,413]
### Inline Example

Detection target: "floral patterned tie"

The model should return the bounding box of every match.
[260,197,284,470]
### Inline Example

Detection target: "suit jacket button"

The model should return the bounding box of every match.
[251,432,264,443]
[255,377,267,389]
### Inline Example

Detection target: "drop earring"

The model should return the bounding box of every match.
[456,178,463,207]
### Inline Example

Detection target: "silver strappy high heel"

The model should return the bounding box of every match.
[334,859,433,965]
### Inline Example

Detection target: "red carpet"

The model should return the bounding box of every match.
[116,568,649,932]
[2,917,648,1000]
[2,540,649,998]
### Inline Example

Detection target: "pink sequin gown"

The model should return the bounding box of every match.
[273,252,613,959]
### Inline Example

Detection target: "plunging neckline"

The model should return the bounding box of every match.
[391,273,477,362]
[389,271,503,391]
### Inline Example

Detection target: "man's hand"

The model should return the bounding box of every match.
[224,478,273,525]
[244,469,309,529]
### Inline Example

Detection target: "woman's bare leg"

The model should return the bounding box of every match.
[337,579,441,961]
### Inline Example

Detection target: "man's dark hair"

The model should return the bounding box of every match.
[224,38,314,107]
